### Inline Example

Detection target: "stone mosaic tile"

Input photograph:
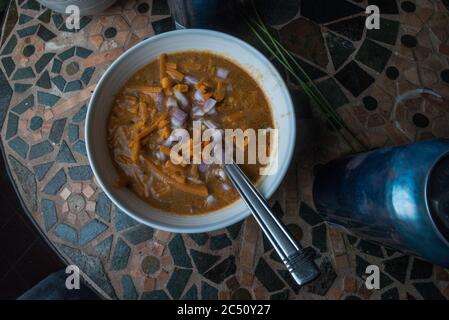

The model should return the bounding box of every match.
[336,61,376,97]
[182,285,198,300]
[68,165,93,181]
[255,258,285,292]
[369,0,399,14]
[5,113,19,140]
[414,282,446,300]
[72,105,87,123]
[367,18,400,45]
[255,0,300,26]
[42,168,66,195]
[152,17,175,34]
[190,250,219,274]
[8,136,28,158]
[111,237,131,271]
[1,35,16,55]
[14,83,32,92]
[201,281,218,299]
[188,233,209,246]
[141,289,170,300]
[410,258,434,280]
[1,0,448,300]
[96,192,112,222]
[355,255,394,289]
[121,274,138,300]
[13,66,35,80]
[122,225,154,245]
[167,268,192,299]
[41,198,57,231]
[56,140,75,163]
[204,256,236,284]
[79,219,108,245]
[319,78,350,109]
[58,243,117,298]
[115,207,139,231]
[95,235,113,259]
[53,223,77,245]
[209,234,232,250]
[356,39,393,73]
[357,240,385,258]
[307,257,337,296]
[1,1,17,46]
[301,0,364,24]
[37,9,51,24]
[37,91,60,107]
[280,17,328,68]
[328,16,366,41]
[33,161,53,181]
[311,223,327,253]
[326,32,356,71]
[2,56,15,76]
[29,140,53,159]
[384,255,410,283]
[29,115,42,131]
[8,154,37,211]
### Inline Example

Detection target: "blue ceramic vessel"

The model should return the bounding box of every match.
[313,139,449,267]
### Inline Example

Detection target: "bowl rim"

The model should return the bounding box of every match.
[86,28,296,233]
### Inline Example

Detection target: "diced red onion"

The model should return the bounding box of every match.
[143,183,149,197]
[184,75,199,85]
[155,151,167,161]
[198,163,209,173]
[194,89,204,102]
[171,108,188,127]
[206,195,215,205]
[166,96,178,108]
[226,84,233,93]
[216,67,229,79]
[191,104,205,117]
[163,129,187,146]
[162,138,174,147]
[170,129,189,141]
[222,183,231,191]
[174,90,189,109]
[216,169,226,180]
[203,98,217,114]
[187,177,203,184]
[151,93,164,111]
[202,119,218,129]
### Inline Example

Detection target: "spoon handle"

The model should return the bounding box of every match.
[224,162,320,286]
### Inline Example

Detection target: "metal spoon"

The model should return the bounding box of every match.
[203,120,320,286]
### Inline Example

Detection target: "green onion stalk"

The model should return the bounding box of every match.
[245,3,367,153]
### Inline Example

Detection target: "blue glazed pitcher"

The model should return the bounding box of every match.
[313,139,449,267]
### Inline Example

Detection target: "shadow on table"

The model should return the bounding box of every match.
[18,269,99,300]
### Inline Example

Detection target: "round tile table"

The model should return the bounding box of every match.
[1,0,448,300]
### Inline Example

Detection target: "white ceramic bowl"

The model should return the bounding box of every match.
[86,29,295,233]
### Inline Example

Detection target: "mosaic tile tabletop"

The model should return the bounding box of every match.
[1,0,449,300]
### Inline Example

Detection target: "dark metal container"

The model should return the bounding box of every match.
[167,0,240,30]
[313,139,449,267]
